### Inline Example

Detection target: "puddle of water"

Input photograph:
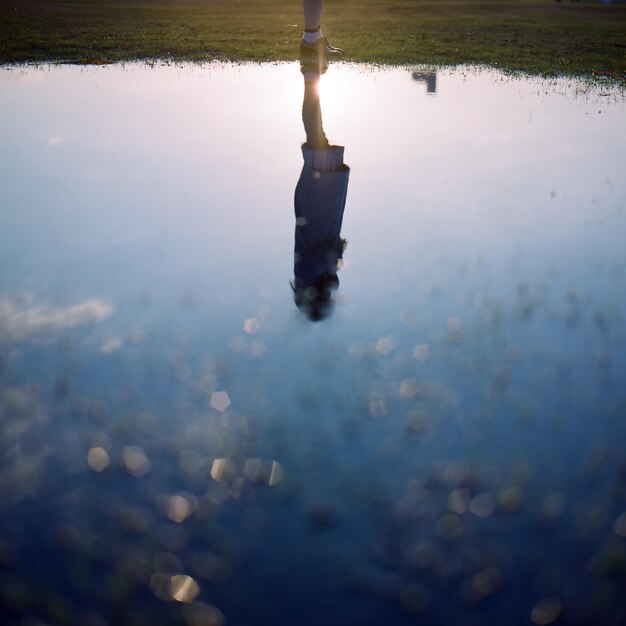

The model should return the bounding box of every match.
[0,62,625,625]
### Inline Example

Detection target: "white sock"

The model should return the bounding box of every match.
[303,29,321,43]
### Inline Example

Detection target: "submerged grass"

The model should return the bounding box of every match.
[1,0,625,80]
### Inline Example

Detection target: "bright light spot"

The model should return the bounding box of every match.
[166,494,197,523]
[210,457,236,482]
[471,568,503,597]
[413,344,431,363]
[469,492,495,519]
[447,488,471,514]
[210,391,231,413]
[248,340,267,358]
[243,318,260,334]
[48,135,64,147]
[446,317,462,333]
[399,379,420,399]
[87,447,109,472]
[268,461,283,486]
[170,574,200,603]
[182,601,225,626]
[123,446,150,477]
[376,336,394,355]
[530,598,563,625]
[368,394,387,418]
[405,410,433,442]
[196,374,217,394]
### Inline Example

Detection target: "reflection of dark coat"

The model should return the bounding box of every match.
[294,145,350,287]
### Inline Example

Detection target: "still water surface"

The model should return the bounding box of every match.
[1,62,625,625]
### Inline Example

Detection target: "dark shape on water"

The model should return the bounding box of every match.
[412,71,437,94]
[292,64,350,321]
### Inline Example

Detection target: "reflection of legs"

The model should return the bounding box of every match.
[302,76,328,148]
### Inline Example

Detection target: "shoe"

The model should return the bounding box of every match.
[299,36,344,60]
[323,38,344,55]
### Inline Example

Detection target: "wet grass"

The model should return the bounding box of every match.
[0,0,625,80]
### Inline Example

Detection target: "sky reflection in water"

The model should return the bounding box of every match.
[0,62,625,626]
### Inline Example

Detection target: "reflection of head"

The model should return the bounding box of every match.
[292,273,339,321]
[293,236,347,321]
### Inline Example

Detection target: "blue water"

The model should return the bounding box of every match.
[1,62,625,626]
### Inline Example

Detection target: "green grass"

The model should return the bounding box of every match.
[1,0,625,80]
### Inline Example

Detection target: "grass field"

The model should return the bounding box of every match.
[1,0,625,79]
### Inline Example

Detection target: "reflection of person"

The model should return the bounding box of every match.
[292,68,350,321]
[300,0,343,59]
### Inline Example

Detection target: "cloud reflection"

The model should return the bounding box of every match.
[0,294,113,342]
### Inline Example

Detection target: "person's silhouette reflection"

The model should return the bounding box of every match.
[292,65,350,321]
